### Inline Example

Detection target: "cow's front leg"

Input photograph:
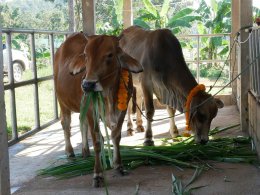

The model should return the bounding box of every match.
[167,106,179,138]
[111,126,127,175]
[80,119,90,158]
[141,80,155,146]
[89,116,104,188]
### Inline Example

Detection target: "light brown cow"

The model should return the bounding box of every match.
[54,32,143,187]
[119,26,224,145]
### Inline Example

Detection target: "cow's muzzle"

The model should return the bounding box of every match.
[82,79,103,93]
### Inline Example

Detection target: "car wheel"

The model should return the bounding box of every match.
[13,62,23,82]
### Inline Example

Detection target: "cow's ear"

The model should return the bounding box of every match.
[117,47,143,73]
[214,98,224,109]
[69,55,86,75]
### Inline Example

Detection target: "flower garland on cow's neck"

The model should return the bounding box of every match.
[185,84,206,130]
[117,69,129,111]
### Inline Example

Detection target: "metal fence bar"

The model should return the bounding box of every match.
[49,34,59,119]
[177,33,230,38]
[197,35,200,82]
[252,30,257,93]
[2,28,70,35]
[3,75,53,90]
[30,33,40,129]
[255,29,260,95]
[249,30,253,94]
[6,33,18,140]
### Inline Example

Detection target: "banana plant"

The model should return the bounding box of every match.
[196,0,231,62]
[134,0,201,34]
[194,0,231,82]
[96,0,123,36]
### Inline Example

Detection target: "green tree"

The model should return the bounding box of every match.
[96,0,123,35]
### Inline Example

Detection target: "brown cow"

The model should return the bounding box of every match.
[119,26,224,145]
[54,32,143,187]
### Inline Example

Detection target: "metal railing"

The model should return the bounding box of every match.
[249,26,260,99]
[177,33,231,87]
[2,28,71,145]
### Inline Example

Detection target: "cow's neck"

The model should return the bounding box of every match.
[172,69,198,111]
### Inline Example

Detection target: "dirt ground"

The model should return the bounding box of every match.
[10,106,260,195]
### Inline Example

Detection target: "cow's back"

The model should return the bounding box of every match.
[120,26,197,111]
[54,33,87,112]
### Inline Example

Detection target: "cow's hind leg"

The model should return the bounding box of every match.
[167,106,179,138]
[135,86,144,133]
[111,118,127,176]
[142,79,155,146]
[80,119,90,158]
[60,107,75,157]
[126,99,135,136]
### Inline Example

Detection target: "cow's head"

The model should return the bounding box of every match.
[69,35,143,93]
[189,92,224,144]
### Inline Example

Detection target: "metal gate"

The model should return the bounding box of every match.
[249,26,260,99]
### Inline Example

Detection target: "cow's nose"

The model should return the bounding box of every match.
[200,139,208,145]
[82,80,96,93]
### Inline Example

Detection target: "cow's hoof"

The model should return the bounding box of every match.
[66,152,75,158]
[136,125,145,132]
[143,140,154,146]
[93,176,104,188]
[127,129,135,136]
[170,132,179,138]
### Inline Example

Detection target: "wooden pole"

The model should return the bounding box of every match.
[123,0,133,28]
[231,0,239,105]
[82,0,96,35]
[68,0,75,32]
[0,27,11,195]
[239,0,252,132]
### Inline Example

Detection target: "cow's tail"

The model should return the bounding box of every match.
[132,87,137,114]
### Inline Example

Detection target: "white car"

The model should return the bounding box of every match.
[3,48,30,82]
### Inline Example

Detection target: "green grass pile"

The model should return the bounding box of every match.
[38,125,258,179]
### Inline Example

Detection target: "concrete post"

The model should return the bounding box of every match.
[123,0,133,28]
[239,0,252,132]
[0,28,11,195]
[231,0,239,105]
[82,0,96,35]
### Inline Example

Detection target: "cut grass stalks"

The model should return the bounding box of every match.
[39,126,258,179]
[172,167,206,195]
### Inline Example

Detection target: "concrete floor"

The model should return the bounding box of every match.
[10,105,260,195]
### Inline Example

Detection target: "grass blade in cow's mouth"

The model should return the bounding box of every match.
[79,91,113,169]
[38,125,258,179]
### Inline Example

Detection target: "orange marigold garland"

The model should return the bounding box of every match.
[185,84,206,130]
[117,69,129,111]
